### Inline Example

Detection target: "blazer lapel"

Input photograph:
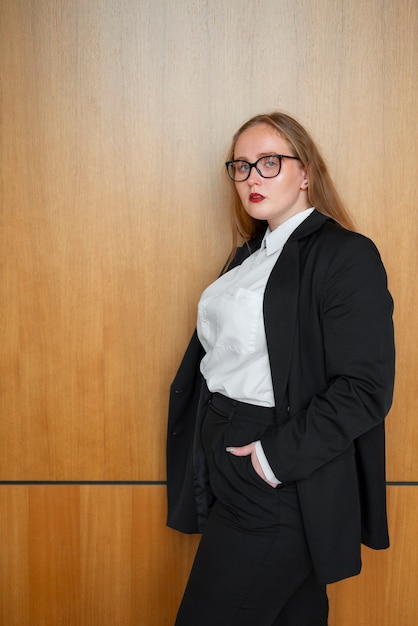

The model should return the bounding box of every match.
[263,239,300,417]
[263,210,331,416]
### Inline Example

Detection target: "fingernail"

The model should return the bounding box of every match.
[226,447,236,453]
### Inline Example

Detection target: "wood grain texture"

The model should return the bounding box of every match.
[328,487,418,626]
[0,0,416,623]
[0,486,200,626]
[0,0,416,481]
[0,486,416,625]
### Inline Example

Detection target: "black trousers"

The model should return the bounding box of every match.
[175,392,328,626]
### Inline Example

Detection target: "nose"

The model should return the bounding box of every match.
[246,165,262,185]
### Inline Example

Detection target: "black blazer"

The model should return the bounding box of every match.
[166,210,395,584]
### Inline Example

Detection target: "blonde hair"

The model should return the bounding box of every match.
[226,112,355,249]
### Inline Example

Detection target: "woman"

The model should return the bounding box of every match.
[166,112,395,625]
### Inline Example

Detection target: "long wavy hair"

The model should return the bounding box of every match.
[225,112,355,250]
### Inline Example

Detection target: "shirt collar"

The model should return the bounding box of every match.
[262,207,315,256]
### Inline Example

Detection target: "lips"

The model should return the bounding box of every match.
[249,193,265,203]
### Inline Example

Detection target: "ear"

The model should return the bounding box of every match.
[301,170,309,190]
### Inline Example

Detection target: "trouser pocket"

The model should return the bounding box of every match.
[201,402,283,529]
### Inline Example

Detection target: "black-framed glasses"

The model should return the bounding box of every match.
[225,154,300,182]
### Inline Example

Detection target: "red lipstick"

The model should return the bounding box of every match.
[249,193,265,203]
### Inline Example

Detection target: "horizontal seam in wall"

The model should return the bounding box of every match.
[386,482,418,486]
[0,481,167,485]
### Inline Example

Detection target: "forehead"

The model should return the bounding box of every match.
[234,123,288,158]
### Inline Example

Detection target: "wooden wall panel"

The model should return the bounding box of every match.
[328,487,418,626]
[0,486,200,626]
[0,0,417,624]
[0,487,30,626]
[0,0,416,480]
[28,487,81,625]
[0,486,416,626]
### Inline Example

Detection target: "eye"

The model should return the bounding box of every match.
[263,156,280,168]
[237,161,250,172]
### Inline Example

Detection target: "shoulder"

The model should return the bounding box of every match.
[322,223,385,271]
[308,220,384,267]
[297,219,390,303]
[288,210,379,258]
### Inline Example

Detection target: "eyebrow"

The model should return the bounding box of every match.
[233,151,279,161]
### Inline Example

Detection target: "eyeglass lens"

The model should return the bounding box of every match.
[227,155,281,181]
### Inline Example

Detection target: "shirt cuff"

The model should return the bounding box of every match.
[255,440,281,485]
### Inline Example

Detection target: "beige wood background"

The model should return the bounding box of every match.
[0,0,416,624]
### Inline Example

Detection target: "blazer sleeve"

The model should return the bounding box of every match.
[261,233,395,482]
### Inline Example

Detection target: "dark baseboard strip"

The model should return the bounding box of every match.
[0,481,167,485]
[386,482,418,486]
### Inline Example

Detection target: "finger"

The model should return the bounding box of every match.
[225,443,254,457]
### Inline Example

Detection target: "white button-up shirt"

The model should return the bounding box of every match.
[197,207,314,406]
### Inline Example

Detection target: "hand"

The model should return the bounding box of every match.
[226,442,278,488]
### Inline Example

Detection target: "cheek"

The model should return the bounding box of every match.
[235,184,247,203]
